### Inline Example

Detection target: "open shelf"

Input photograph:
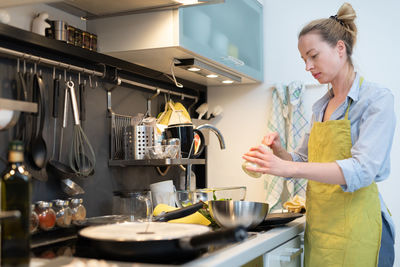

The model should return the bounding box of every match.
[108,158,205,167]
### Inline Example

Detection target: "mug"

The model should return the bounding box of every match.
[150,180,177,208]
[112,190,153,222]
[163,123,205,158]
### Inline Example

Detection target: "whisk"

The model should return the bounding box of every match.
[67,81,96,177]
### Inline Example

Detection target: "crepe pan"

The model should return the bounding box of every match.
[77,221,247,263]
[260,212,303,226]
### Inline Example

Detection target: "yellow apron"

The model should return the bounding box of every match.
[304,78,382,267]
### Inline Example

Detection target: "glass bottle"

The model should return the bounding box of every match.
[1,140,31,266]
[30,204,39,234]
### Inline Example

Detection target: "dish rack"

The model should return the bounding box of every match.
[108,91,155,160]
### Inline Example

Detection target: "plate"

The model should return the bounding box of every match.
[261,212,303,226]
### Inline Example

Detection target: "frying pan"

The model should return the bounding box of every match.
[77,222,247,263]
[208,200,269,229]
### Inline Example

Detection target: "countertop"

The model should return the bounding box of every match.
[31,217,306,267]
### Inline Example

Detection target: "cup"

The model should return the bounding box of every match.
[163,123,205,158]
[112,190,153,222]
[150,180,177,208]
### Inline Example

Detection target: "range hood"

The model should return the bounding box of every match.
[48,0,223,20]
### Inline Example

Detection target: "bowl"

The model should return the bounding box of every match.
[175,186,246,208]
[208,200,269,229]
[144,145,179,159]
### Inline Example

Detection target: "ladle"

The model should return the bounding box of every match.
[30,74,47,169]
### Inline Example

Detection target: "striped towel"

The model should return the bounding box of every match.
[285,82,308,199]
[264,82,308,211]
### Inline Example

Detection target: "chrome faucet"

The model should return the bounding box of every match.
[196,124,226,149]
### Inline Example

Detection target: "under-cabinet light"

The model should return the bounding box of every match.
[174,58,242,83]
[174,0,199,4]
[222,80,234,84]
[188,67,201,72]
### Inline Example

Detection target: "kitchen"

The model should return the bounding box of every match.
[0,0,399,266]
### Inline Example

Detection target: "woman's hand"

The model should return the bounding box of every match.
[242,144,292,177]
[262,133,293,161]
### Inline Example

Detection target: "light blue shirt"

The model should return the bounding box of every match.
[290,73,396,238]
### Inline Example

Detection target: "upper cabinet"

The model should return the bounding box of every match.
[87,0,263,86]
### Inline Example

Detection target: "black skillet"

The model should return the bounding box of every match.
[260,212,303,226]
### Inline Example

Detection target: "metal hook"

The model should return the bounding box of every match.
[181,93,184,100]
[64,69,67,81]
[188,97,199,114]
[17,58,20,73]
[78,72,81,85]
[89,75,92,88]
[53,67,56,79]
[149,88,160,100]
[34,62,37,74]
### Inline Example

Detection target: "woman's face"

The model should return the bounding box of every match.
[298,32,344,84]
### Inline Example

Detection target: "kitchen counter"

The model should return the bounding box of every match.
[31,217,305,267]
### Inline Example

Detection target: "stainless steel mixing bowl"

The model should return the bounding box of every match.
[209,200,269,229]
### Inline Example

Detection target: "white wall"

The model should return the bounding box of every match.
[207,0,400,263]
[4,3,85,32]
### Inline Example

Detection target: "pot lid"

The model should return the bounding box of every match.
[79,222,210,242]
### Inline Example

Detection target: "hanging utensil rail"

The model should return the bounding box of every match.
[0,46,199,101]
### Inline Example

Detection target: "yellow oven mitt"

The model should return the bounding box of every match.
[153,204,211,226]
[283,195,306,213]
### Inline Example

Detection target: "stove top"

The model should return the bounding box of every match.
[31,224,273,264]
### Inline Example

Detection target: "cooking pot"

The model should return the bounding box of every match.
[208,200,269,229]
[164,123,205,158]
[77,222,247,263]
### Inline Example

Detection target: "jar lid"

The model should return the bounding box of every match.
[52,199,69,207]
[70,198,83,204]
[36,201,52,208]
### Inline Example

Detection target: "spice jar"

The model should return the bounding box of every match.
[30,204,39,233]
[89,33,97,51]
[52,199,72,228]
[67,25,75,45]
[69,198,86,222]
[74,28,83,47]
[35,201,56,231]
[82,31,90,49]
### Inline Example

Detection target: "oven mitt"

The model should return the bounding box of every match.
[283,195,306,213]
[153,203,211,226]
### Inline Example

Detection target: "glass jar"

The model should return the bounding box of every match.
[74,28,83,47]
[35,201,56,231]
[67,25,75,45]
[69,198,86,222]
[89,33,97,51]
[30,204,39,233]
[82,31,90,49]
[52,199,72,228]
[242,144,270,178]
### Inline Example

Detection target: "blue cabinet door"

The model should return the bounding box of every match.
[180,0,263,81]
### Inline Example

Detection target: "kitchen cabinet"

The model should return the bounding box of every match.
[263,236,303,267]
[87,0,263,86]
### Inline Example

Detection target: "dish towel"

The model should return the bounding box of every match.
[264,81,308,211]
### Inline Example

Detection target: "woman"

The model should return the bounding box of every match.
[243,3,395,267]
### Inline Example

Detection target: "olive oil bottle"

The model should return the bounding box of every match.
[1,140,31,266]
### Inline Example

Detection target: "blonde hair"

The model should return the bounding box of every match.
[299,3,357,66]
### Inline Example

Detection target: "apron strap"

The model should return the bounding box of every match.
[344,76,364,120]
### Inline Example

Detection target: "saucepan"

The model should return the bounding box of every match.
[77,222,247,263]
[208,200,269,229]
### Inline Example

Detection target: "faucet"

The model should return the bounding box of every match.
[184,124,225,191]
[196,124,226,149]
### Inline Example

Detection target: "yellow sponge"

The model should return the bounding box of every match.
[153,204,211,226]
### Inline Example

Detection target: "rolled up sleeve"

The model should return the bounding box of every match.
[337,91,395,192]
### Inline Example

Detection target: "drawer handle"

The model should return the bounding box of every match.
[220,56,245,66]
[272,247,303,262]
